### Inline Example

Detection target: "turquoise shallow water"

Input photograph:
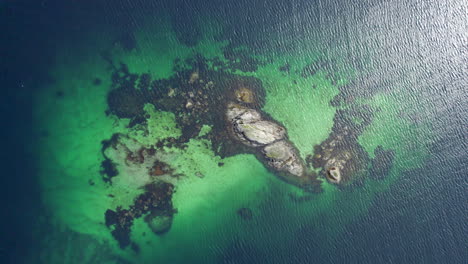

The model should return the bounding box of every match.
[1,1,467,263]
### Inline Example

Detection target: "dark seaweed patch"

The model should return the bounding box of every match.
[369,146,395,180]
[309,105,375,189]
[279,63,291,73]
[105,182,176,249]
[301,59,332,78]
[100,134,121,183]
[237,208,253,221]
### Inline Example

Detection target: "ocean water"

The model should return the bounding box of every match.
[1,0,467,263]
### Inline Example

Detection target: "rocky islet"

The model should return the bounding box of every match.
[100,56,391,248]
[225,102,309,186]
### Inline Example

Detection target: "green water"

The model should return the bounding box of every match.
[32,12,432,264]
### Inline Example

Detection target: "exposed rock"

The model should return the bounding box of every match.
[235,87,255,103]
[227,103,285,147]
[326,166,341,183]
[185,99,194,109]
[225,102,319,191]
[189,71,199,84]
[226,103,259,122]
[225,77,266,107]
[263,140,304,177]
[236,120,285,146]
[167,88,176,97]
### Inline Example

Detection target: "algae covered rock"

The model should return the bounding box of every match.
[145,213,173,235]
[235,87,255,103]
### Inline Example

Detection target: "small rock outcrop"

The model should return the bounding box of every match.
[309,107,373,188]
[226,94,319,191]
[227,103,285,147]
[263,140,304,177]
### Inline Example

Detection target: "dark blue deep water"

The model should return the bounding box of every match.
[1,0,467,263]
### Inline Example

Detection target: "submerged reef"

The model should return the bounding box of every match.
[100,134,180,187]
[237,207,253,221]
[101,134,181,248]
[99,51,398,246]
[308,106,376,188]
[369,146,395,180]
[101,56,278,247]
[105,182,176,249]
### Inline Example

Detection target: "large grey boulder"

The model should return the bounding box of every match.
[227,103,285,146]
[224,101,325,191]
[263,140,304,177]
[235,120,285,146]
[226,102,305,178]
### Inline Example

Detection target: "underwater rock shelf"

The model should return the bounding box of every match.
[105,182,176,249]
